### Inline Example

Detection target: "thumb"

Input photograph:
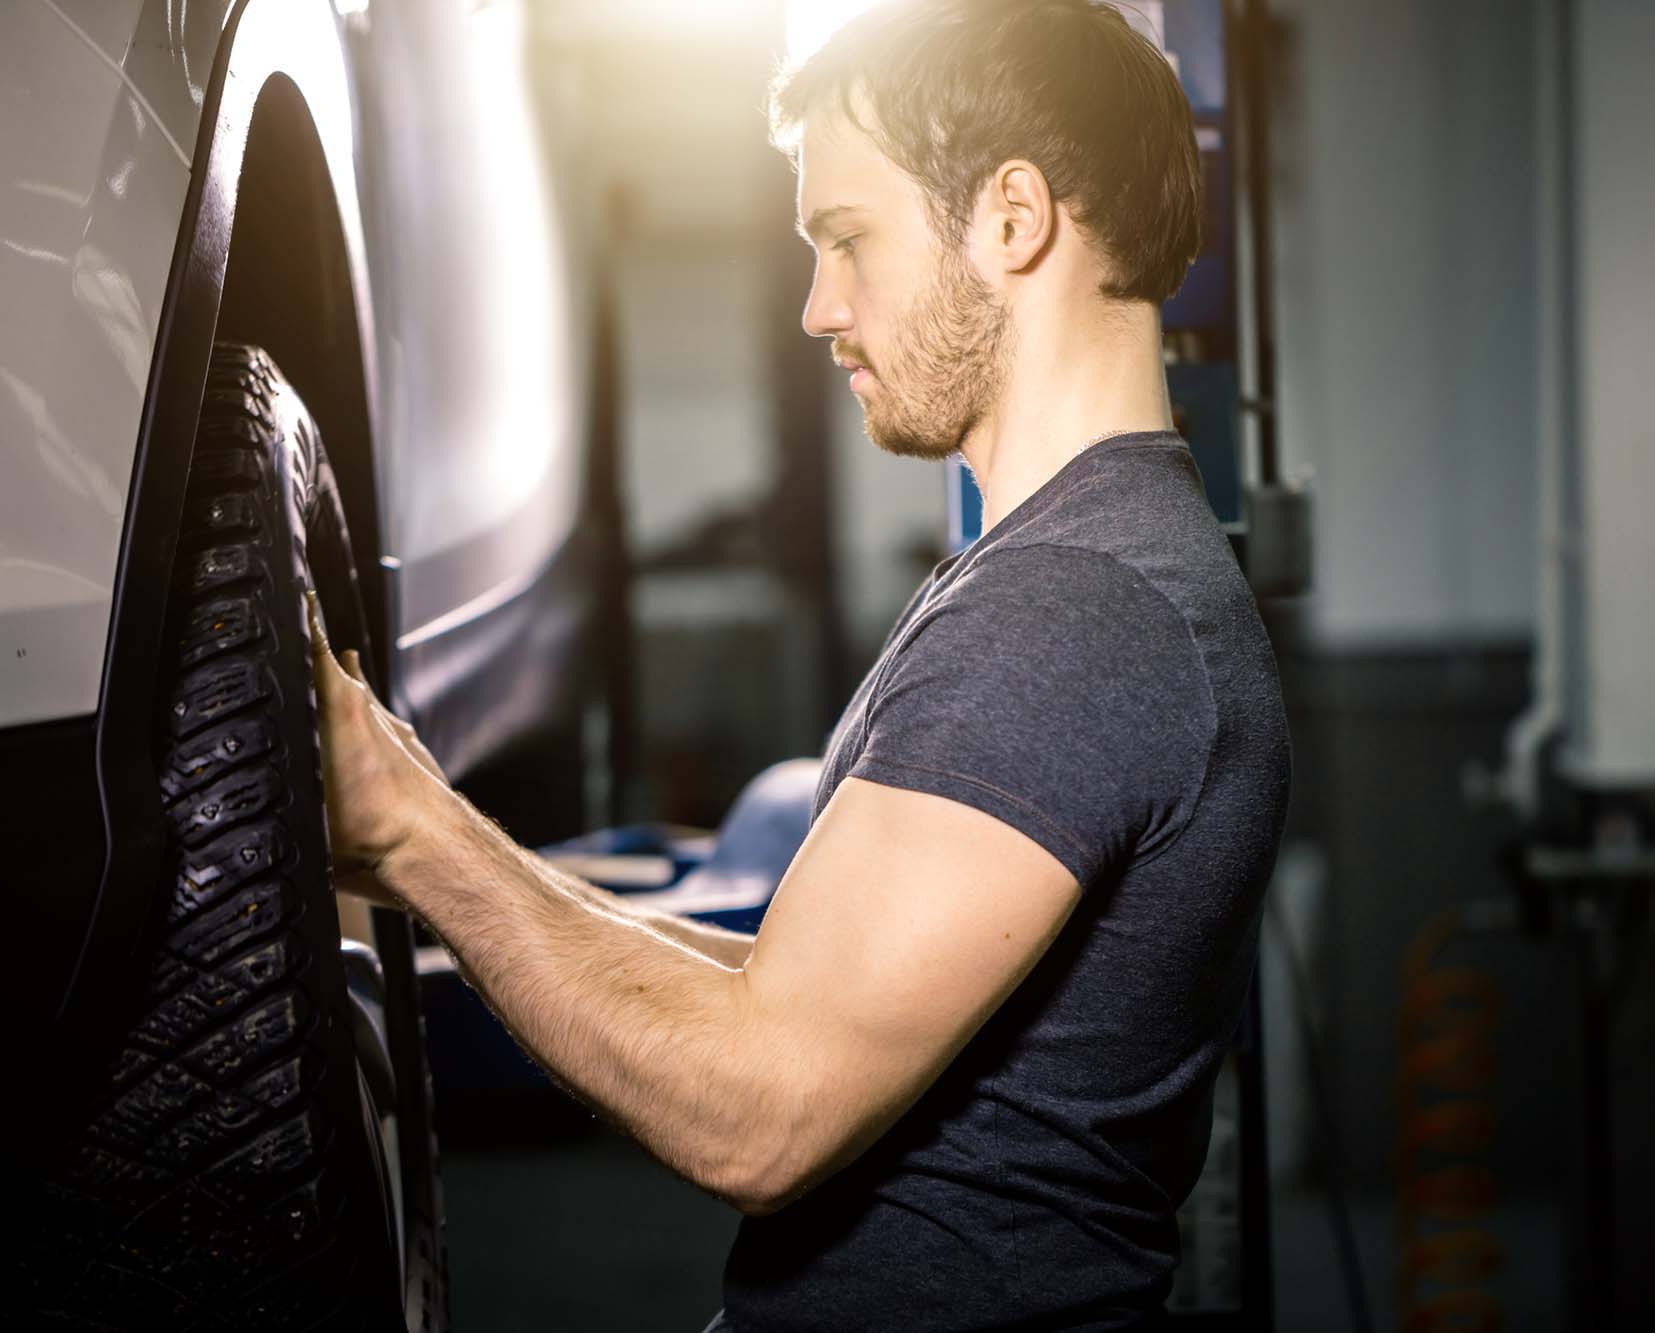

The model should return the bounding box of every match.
[306,590,351,700]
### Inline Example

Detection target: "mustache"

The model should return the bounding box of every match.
[831,341,874,372]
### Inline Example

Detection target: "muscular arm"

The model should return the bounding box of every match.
[309,597,1079,1215]
[381,797,771,1202]
[558,875,755,970]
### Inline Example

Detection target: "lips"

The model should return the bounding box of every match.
[833,346,874,393]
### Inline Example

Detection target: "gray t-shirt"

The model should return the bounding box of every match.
[721,431,1291,1331]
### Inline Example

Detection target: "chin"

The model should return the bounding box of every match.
[866,419,958,462]
[859,386,966,461]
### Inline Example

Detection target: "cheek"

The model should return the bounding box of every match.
[853,264,905,353]
[842,272,876,332]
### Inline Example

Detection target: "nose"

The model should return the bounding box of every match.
[801,258,852,339]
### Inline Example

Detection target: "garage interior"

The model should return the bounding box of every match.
[373,1,1650,1330]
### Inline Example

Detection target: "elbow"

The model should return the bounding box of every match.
[716,1147,812,1218]
[714,1066,894,1215]
[724,1168,814,1218]
[712,1110,829,1218]
[728,1185,787,1218]
[708,990,851,1215]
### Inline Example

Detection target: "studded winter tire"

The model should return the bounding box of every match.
[21,344,447,1331]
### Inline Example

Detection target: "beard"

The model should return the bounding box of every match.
[843,242,1013,461]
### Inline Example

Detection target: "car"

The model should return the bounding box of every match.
[2,1,599,1326]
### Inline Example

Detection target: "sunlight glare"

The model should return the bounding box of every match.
[785,0,883,63]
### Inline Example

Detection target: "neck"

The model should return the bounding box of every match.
[958,299,1172,533]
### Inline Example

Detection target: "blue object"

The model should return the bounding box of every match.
[539,757,824,935]
[1167,361,1242,524]
[945,453,984,552]
[1162,0,1233,334]
[424,760,824,1099]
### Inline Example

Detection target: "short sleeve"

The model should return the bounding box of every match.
[849,544,1216,886]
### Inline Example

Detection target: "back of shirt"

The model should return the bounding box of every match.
[723,432,1291,1331]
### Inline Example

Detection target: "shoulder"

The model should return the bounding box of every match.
[860,541,1220,883]
[935,541,1201,651]
[882,541,1216,740]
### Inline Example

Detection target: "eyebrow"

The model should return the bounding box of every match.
[797,204,868,244]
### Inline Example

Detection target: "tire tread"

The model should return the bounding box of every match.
[25,346,407,1330]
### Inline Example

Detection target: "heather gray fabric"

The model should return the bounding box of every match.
[720,431,1291,1331]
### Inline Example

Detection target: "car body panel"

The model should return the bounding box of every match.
[53,0,230,167]
[344,0,586,639]
[2,0,589,730]
[41,0,150,62]
[0,0,195,727]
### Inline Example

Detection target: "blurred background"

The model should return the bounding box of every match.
[419,1,1654,1330]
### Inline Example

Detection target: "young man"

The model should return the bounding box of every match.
[310,2,1291,1328]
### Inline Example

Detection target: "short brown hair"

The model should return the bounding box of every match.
[770,0,1201,304]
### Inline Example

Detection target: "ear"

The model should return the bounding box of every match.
[979,159,1054,274]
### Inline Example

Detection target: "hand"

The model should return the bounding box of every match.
[307,590,451,906]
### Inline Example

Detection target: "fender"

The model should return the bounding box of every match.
[31,0,379,1068]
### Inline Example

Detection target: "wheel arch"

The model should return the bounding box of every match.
[50,0,386,1064]
[216,71,388,670]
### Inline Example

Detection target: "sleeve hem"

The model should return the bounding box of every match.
[848,752,1097,886]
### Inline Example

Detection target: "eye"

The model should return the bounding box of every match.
[832,233,861,258]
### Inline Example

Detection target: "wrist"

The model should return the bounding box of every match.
[376,780,471,910]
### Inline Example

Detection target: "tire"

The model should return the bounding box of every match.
[21,344,447,1330]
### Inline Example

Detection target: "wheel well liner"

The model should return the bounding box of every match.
[218,75,386,662]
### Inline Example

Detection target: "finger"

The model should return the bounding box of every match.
[343,648,373,690]
[305,588,328,654]
[329,637,433,771]
[306,589,334,665]
[344,651,413,738]
[306,591,353,699]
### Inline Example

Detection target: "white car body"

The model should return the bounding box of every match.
[1,0,586,732]
[2,0,598,1041]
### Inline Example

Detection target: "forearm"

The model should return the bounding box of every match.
[382,791,786,1203]
[538,862,757,969]
[604,897,756,969]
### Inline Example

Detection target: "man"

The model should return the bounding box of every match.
[310,1,1291,1328]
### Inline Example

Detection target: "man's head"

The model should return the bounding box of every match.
[773,0,1200,458]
